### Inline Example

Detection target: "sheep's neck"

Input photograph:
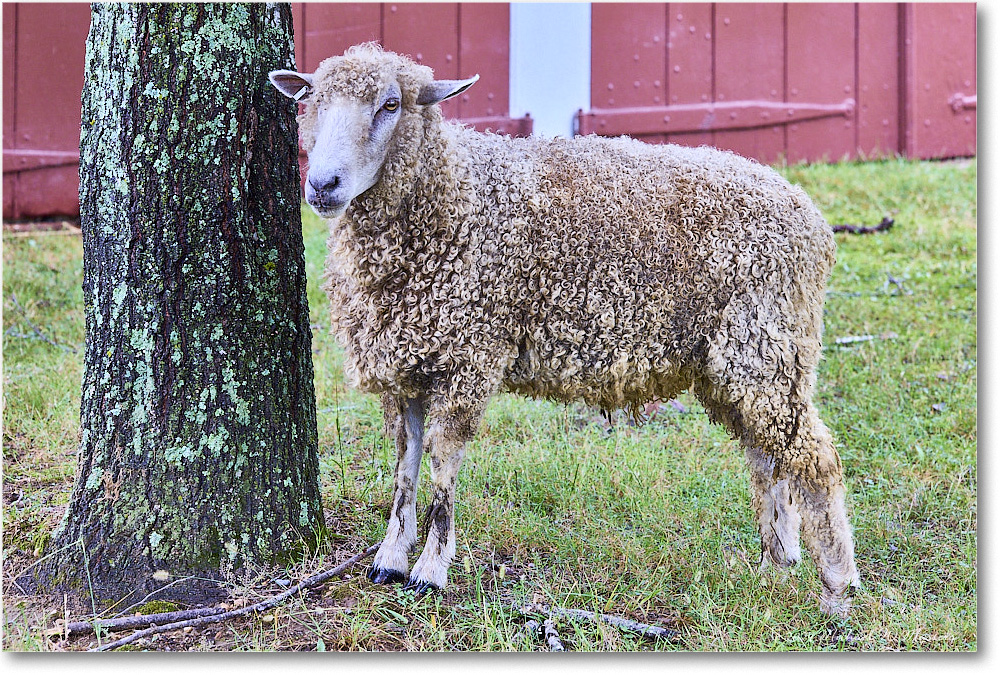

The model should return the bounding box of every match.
[344,119,473,289]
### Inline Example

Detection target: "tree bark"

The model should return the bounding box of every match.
[30,3,322,606]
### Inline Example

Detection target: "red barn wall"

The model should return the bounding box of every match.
[2,2,977,221]
[581,2,976,164]
[3,2,90,220]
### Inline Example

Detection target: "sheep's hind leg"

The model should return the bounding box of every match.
[404,401,482,594]
[745,445,802,571]
[784,407,860,617]
[369,396,425,585]
[694,378,858,615]
[693,380,802,572]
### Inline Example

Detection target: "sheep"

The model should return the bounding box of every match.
[269,42,860,617]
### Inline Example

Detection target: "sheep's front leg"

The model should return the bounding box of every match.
[404,402,482,593]
[369,396,425,584]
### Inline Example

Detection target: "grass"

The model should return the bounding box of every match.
[1,157,977,651]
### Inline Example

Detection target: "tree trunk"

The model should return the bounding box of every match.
[31,3,322,606]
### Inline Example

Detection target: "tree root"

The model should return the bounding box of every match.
[83,544,378,651]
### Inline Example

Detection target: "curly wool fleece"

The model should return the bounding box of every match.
[300,43,858,614]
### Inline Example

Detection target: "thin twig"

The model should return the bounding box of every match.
[885,273,913,295]
[517,603,678,641]
[833,332,898,346]
[831,216,894,235]
[6,294,78,353]
[89,543,379,651]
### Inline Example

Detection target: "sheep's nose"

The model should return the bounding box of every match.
[305,172,346,212]
[308,174,340,196]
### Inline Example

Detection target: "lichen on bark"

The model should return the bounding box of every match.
[30,3,322,605]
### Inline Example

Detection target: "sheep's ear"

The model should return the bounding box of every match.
[269,70,315,102]
[416,74,480,105]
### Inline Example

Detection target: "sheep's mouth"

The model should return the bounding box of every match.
[307,197,348,219]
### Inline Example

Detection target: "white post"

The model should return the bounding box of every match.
[509,3,592,138]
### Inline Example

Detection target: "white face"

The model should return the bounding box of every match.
[304,84,403,219]
[269,62,478,219]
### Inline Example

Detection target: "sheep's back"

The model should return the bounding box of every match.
[457,130,834,409]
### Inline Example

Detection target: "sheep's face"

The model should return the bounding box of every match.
[305,85,403,219]
[269,44,478,220]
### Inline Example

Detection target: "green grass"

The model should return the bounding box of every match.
[2,158,976,650]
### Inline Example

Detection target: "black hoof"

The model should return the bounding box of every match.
[367,566,406,585]
[402,578,439,596]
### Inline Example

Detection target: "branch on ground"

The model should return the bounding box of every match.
[52,607,227,637]
[523,617,566,651]
[542,618,565,651]
[831,217,894,235]
[76,544,378,651]
[517,602,679,642]
[833,331,899,346]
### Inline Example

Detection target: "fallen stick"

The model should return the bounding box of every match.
[524,618,565,651]
[55,607,227,637]
[833,331,898,346]
[831,217,894,235]
[88,543,379,652]
[542,618,565,651]
[517,603,678,641]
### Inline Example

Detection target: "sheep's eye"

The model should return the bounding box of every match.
[382,98,400,113]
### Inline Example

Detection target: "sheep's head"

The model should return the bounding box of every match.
[269,42,478,219]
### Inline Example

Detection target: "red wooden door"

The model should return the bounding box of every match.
[3,2,90,219]
[291,2,528,135]
[589,3,666,143]
[713,2,785,163]
[665,3,714,148]
[903,2,976,159]
[581,2,976,164]
[3,4,16,218]
[785,2,856,163]
[857,3,902,159]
